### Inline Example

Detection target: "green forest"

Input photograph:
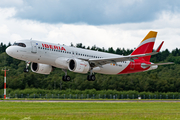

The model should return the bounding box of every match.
[0,42,180,95]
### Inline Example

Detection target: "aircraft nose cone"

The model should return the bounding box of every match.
[6,47,13,56]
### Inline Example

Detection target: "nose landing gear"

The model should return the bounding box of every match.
[24,61,30,73]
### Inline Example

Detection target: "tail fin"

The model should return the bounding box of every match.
[131,31,157,61]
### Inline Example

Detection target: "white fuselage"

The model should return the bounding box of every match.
[6,40,131,74]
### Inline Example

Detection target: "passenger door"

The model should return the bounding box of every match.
[31,42,37,53]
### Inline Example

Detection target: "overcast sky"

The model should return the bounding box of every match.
[1,0,180,51]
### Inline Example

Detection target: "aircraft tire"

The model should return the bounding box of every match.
[62,76,71,81]
[62,76,66,81]
[66,76,71,81]
[87,75,95,81]
[91,75,96,81]
[24,68,29,73]
[87,75,91,81]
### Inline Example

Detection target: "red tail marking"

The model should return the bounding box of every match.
[130,31,157,62]
[131,42,154,61]
[118,60,151,74]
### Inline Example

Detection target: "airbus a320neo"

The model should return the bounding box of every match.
[6,31,173,81]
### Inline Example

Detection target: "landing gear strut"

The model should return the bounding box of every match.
[62,69,71,81]
[24,61,30,73]
[87,68,96,81]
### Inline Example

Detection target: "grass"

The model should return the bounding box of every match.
[3,98,180,100]
[0,102,180,120]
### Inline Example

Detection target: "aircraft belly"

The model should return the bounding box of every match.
[23,52,56,66]
[96,62,130,75]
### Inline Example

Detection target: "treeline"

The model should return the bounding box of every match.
[0,42,180,93]
[0,42,11,54]
[1,88,180,99]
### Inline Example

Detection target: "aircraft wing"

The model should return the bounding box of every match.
[86,41,165,67]
[87,52,158,67]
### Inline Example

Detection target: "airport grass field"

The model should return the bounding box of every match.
[0,102,180,120]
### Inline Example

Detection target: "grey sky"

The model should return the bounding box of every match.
[1,0,180,25]
[0,0,180,51]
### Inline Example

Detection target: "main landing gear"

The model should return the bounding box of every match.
[62,69,71,81]
[24,61,30,73]
[87,69,96,81]
[62,69,96,81]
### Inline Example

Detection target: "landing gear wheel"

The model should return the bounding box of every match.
[62,69,71,82]
[87,75,96,81]
[62,75,71,81]
[24,68,29,73]
[66,76,71,81]
[91,75,95,81]
[87,75,91,81]
[62,76,66,81]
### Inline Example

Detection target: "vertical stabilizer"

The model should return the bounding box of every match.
[131,31,157,61]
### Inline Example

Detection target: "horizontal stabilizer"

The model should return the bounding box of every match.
[142,62,174,67]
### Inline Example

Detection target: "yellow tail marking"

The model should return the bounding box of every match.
[141,31,157,43]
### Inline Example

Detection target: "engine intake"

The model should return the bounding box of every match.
[31,62,52,74]
[68,59,90,73]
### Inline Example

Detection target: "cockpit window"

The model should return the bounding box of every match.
[13,42,26,47]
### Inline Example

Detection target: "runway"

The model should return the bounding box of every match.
[0,100,180,102]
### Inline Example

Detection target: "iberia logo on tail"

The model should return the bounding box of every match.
[131,31,157,62]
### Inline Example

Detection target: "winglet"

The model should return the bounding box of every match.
[156,41,164,52]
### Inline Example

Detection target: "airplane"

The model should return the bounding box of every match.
[6,31,173,81]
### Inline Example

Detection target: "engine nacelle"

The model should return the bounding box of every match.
[31,62,52,74]
[68,59,90,73]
